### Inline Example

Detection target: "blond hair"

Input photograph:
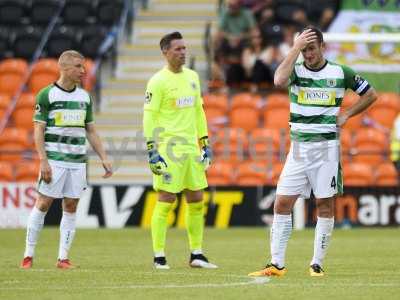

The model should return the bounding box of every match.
[58,50,84,66]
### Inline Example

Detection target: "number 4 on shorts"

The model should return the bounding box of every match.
[330,176,336,189]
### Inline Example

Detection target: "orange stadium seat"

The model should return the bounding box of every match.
[374,162,398,186]
[341,91,364,131]
[367,92,400,129]
[249,128,289,162]
[236,161,268,186]
[12,93,35,130]
[0,161,14,181]
[339,129,352,163]
[0,58,28,96]
[263,93,290,130]
[352,128,388,166]
[0,127,29,162]
[206,161,235,186]
[0,93,12,120]
[265,162,284,185]
[82,59,96,91]
[343,162,374,186]
[230,92,261,132]
[203,93,228,128]
[15,161,39,182]
[213,128,248,162]
[29,58,59,94]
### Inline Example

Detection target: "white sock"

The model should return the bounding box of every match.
[311,217,334,267]
[191,249,202,255]
[58,211,76,260]
[270,213,292,268]
[24,207,47,258]
[154,252,165,258]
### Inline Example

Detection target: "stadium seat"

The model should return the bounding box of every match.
[62,0,94,25]
[0,0,27,26]
[29,58,59,94]
[206,161,234,186]
[263,93,290,130]
[0,58,28,96]
[79,26,108,59]
[342,162,374,186]
[374,162,398,186]
[213,128,248,162]
[82,59,96,91]
[203,93,228,128]
[15,161,39,182]
[30,0,60,25]
[341,92,364,131]
[352,127,388,166]
[0,27,11,59]
[12,26,42,60]
[340,129,352,163]
[0,127,29,162]
[265,162,284,185]
[249,128,289,162]
[96,0,124,26]
[0,161,13,181]
[12,93,35,130]
[229,93,261,132]
[236,161,268,186]
[367,92,400,129]
[46,26,77,58]
[0,93,11,120]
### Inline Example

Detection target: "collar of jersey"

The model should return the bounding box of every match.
[54,82,77,93]
[303,59,328,72]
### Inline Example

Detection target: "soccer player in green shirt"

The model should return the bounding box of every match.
[143,32,217,269]
[20,50,113,269]
[248,26,377,277]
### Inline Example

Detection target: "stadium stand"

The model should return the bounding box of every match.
[0,161,13,181]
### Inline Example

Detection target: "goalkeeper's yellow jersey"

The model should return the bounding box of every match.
[143,66,207,154]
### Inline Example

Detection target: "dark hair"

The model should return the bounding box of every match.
[301,25,323,44]
[160,31,183,51]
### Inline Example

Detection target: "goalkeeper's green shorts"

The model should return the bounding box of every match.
[153,152,208,194]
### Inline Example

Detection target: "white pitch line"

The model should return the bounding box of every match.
[0,277,269,290]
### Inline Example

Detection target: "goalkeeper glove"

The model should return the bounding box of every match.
[147,141,167,175]
[199,136,212,170]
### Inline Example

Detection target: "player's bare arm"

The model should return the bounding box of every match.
[33,121,52,183]
[274,29,317,87]
[337,88,378,127]
[86,123,113,178]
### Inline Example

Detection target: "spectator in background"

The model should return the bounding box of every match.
[390,114,400,182]
[213,0,256,87]
[304,0,338,30]
[274,0,308,27]
[241,28,273,92]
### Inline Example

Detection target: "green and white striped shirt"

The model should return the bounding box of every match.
[33,83,93,168]
[288,61,370,142]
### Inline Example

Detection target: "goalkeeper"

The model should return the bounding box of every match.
[143,32,217,270]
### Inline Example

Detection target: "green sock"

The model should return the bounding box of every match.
[151,201,173,254]
[186,201,204,251]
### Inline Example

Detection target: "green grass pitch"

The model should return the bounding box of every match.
[1,228,399,300]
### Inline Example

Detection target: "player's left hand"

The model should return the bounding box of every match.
[200,145,212,170]
[337,113,349,127]
[102,160,113,178]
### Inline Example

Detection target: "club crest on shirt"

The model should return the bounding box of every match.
[79,102,86,109]
[35,104,41,114]
[190,82,196,90]
[326,79,336,87]
[162,172,172,184]
[145,92,152,104]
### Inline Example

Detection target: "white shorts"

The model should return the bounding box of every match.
[276,140,342,199]
[37,162,87,199]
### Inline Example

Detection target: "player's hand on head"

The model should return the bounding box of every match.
[147,141,168,175]
[40,160,52,183]
[102,160,113,178]
[294,29,317,51]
